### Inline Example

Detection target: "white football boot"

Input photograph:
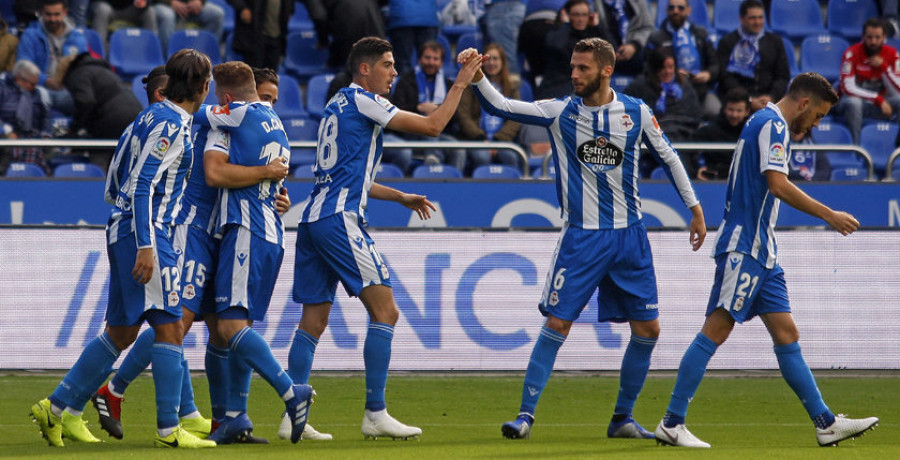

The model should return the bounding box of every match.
[278,412,333,441]
[654,420,711,448]
[361,409,422,440]
[816,414,879,446]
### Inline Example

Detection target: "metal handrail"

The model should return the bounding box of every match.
[886,147,900,181]
[538,142,876,181]
[0,139,531,177]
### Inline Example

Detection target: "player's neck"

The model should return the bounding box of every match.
[171,99,201,115]
[582,85,614,107]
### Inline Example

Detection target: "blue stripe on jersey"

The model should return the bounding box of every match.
[174,127,220,235]
[713,103,790,268]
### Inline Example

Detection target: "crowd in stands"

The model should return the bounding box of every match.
[2,0,900,180]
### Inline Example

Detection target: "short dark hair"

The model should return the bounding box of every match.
[41,0,67,10]
[252,67,279,87]
[787,72,839,105]
[418,40,444,60]
[142,65,167,102]
[724,87,750,108]
[863,18,888,36]
[348,37,393,77]
[164,49,211,103]
[213,61,256,100]
[573,37,616,70]
[739,0,764,17]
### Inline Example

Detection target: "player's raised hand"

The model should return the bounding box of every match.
[399,193,437,220]
[132,248,154,284]
[265,157,289,181]
[826,210,860,236]
[455,48,488,84]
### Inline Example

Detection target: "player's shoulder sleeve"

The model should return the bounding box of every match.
[144,114,182,161]
[756,115,790,174]
[204,127,230,156]
[200,102,248,130]
[354,90,399,127]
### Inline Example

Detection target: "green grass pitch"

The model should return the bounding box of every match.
[2,372,897,459]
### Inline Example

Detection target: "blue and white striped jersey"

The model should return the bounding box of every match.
[297,83,399,225]
[105,100,195,248]
[173,126,221,235]
[194,101,290,245]
[713,102,790,268]
[473,78,698,229]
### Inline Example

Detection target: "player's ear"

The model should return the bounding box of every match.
[360,62,370,77]
[601,64,614,78]
[796,96,811,113]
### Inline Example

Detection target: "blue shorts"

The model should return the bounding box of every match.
[172,224,218,318]
[706,252,791,323]
[106,229,182,327]
[539,222,659,323]
[292,212,391,304]
[215,224,284,321]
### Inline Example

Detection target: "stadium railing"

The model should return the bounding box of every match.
[886,147,900,181]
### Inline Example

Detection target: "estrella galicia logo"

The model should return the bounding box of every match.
[576,136,624,173]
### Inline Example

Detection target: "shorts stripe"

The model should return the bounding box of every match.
[230,226,251,307]
[717,253,744,311]
[342,212,379,284]
[540,222,568,305]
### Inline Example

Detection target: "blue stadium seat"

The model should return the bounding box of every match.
[472,164,522,179]
[275,73,307,118]
[288,2,314,31]
[108,28,165,80]
[829,166,865,181]
[168,29,222,63]
[650,166,667,180]
[610,75,634,92]
[810,121,864,169]
[5,162,46,177]
[203,79,218,105]
[888,38,900,52]
[782,36,799,77]
[305,73,335,119]
[827,0,879,41]
[132,75,149,108]
[713,0,744,34]
[1,2,15,30]
[519,79,534,102]
[769,0,824,41]
[412,164,463,179]
[891,163,900,181]
[656,0,709,29]
[457,32,483,54]
[860,122,899,177]
[800,35,848,83]
[78,27,106,58]
[282,30,329,82]
[293,164,316,178]
[54,163,106,178]
[225,32,243,62]
[282,116,318,167]
[208,0,234,34]
[376,163,405,178]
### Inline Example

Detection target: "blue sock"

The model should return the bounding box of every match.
[151,342,183,430]
[775,342,834,429]
[50,332,119,411]
[228,327,293,397]
[519,326,566,416]
[363,322,393,412]
[205,344,229,421]
[614,335,657,416]
[226,343,252,414]
[288,328,318,384]
[178,357,198,417]
[110,328,155,395]
[665,333,718,426]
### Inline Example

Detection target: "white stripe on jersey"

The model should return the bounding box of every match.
[579,106,600,228]
[182,205,197,227]
[308,187,328,221]
[550,117,570,223]
[219,190,229,232]
[108,216,121,245]
[263,206,278,245]
[240,199,250,228]
[336,188,348,214]
[144,247,164,312]
[765,201,779,267]
[360,127,379,214]
[343,213,379,285]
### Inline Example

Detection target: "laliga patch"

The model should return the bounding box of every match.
[183,284,196,300]
[619,114,634,131]
[374,94,393,110]
[380,264,390,280]
[577,136,624,173]
[168,291,180,307]
[151,137,171,159]
[768,142,786,165]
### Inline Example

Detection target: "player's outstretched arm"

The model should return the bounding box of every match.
[688,203,706,251]
[385,50,487,137]
[369,182,437,220]
[765,170,859,235]
[204,151,288,188]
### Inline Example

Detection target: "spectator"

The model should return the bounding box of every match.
[226,0,294,70]
[537,0,613,99]
[13,0,41,31]
[716,0,790,112]
[0,60,51,175]
[391,39,465,172]
[836,18,900,143]
[646,0,720,119]
[624,47,701,176]
[68,0,89,26]
[789,131,832,181]
[91,0,157,45]
[16,0,87,115]
[57,52,143,169]
[304,0,385,70]
[691,87,750,180]
[151,0,225,51]
[387,0,439,75]
[483,0,526,73]
[0,15,18,72]
[518,0,566,84]
[440,0,483,30]
[456,42,522,174]
[592,0,654,76]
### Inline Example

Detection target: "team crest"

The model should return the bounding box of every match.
[733,296,745,312]
[183,284,196,300]
[380,264,390,280]
[168,291,180,307]
[619,114,634,131]
[548,291,559,306]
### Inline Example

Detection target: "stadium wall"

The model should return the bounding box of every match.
[2,228,898,370]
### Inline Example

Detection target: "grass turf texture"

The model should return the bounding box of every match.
[2,372,896,459]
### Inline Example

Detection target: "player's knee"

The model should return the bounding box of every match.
[544,316,572,336]
[630,319,660,339]
[105,326,140,351]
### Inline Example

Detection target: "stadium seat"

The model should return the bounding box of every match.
[282,116,319,167]
[859,122,900,177]
[5,162,46,177]
[472,164,523,179]
[892,165,900,181]
[53,163,106,178]
[810,121,864,169]
[132,75,149,107]
[655,0,709,29]
[800,35,848,83]
[782,36,799,77]
[282,30,330,82]
[305,73,335,119]
[293,164,316,178]
[457,32,483,54]
[827,0,879,41]
[168,29,222,63]
[208,0,234,34]
[649,166,667,180]
[288,2,314,31]
[530,162,557,179]
[0,2,15,31]
[203,80,218,105]
[225,32,243,62]
[108,28,165,80]
[829,166,865,181]
[610,75,634,92]
[78,27,106,58]
[769,0,824,41]
[412,164,463,179]
[889,38,900,52]
[275,73,307,118]
[519,79,534,102]
[713,0,745,34]
[376,163,405,178]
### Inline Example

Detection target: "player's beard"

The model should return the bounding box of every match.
[865,43,882,56]
[574,73,604,98]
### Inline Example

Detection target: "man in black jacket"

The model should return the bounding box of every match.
[715,0,790,112]
[691,88,750,180]
[228,0,293,69]
[303,0,385,70]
